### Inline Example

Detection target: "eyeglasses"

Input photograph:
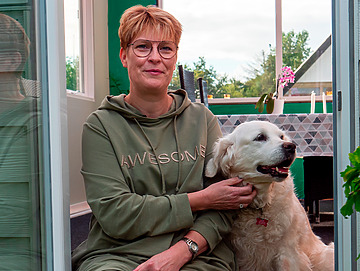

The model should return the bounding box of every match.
[128,39,178,59]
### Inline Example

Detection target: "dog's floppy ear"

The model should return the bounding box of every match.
[205,137,234,177]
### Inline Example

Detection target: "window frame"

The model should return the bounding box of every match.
[65,0,95,100]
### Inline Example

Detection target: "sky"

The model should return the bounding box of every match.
[163,0,332,81]
[64,0,80,59]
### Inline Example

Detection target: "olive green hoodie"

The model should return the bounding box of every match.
[72,89,236,270]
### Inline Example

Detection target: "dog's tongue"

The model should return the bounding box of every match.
[257,165,290,177]
[263,166,289,175]
[276,167,289,174]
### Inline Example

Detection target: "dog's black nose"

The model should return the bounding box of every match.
[283,142,296,154]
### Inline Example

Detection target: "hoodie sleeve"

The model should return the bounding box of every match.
[190,109,237,252]
[81,113,195,240]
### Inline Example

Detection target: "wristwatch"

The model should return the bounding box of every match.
[181,237,199,261]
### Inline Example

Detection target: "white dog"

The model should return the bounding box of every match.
[206,121,334,271]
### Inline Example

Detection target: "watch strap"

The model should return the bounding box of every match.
[181,237,198,261]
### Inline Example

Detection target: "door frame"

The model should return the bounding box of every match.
[332,0,359,269]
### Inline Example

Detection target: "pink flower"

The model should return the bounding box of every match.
[278,66,295,88]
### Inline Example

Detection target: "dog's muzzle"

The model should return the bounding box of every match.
[283,142,296,159]
[256,142,296,179]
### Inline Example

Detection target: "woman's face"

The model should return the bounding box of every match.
[120,31,178,95]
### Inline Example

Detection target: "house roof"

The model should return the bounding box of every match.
[283,35,331,95]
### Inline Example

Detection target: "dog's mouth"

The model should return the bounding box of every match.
[256,159,293,178]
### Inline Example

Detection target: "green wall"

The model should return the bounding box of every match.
[108,0,156,96]
[291,158,305,199]
[209,101,333,115]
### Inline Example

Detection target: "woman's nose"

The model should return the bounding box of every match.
[148,45,162,61]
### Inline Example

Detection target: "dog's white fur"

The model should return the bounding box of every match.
[206,121,334,271]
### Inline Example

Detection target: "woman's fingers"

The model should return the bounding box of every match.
[233,184,253,196]
[238,189,257,208]
[204,177,257,210]
[218,177,243,186]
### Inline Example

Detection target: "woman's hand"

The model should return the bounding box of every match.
[133,240,191,271]
[188,177,256,212]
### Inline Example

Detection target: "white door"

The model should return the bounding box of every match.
[0,0,70,270]
[333,0,360,269]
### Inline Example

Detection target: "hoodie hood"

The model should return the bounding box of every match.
[98,89,191,121]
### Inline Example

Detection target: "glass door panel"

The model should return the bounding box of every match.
[0,0,51,270]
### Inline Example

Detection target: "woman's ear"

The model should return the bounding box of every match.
[120,48,127,68]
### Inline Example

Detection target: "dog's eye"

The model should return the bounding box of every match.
[255,133,267,141]
[280,135,284,140]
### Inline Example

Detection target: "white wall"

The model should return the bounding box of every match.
[297,47,332,83]
[68,0,109,209]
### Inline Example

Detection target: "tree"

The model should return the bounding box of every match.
[244,30,311,97]
[221,78,246,98]
[282,30,311,70]
[66,57,79,91]
[192,57,218,94]
[170,57,237,98]
[170,30,311,99]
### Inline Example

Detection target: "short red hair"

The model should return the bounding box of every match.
[118,5,182,50]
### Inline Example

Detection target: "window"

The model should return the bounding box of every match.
[282,0,332,97]
[64,0,94,98]
[164,0,331,100]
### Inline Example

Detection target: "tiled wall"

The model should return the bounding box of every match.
[217,113,333,157]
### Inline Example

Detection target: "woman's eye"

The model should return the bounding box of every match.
[136,44,150,50]
[160,46,172,51]
[255,133,267,141]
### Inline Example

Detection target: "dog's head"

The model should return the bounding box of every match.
[206,121,296,184]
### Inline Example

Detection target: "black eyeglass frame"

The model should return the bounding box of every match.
[127,39,178,59]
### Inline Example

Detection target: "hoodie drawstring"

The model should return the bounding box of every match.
[173,115,181,193]
[133,118,167,195]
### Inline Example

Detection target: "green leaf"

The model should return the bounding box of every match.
[354,193,360,212]
[255,94,267,113]
[340,147,360,219]
[349,147,360,166]
[354,180,360,192]
[266,97,275,114]
[257,103,264,113]
[340,197,355,218]
[340,166,359,180]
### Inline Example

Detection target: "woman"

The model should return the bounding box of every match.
[72,5,256,271]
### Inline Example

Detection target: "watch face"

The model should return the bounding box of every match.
[183,238,199,256]
[190,242,198,252]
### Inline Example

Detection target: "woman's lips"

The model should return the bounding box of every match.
[145,69,163,75]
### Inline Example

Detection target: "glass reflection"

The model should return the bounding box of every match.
[0,12,44,270]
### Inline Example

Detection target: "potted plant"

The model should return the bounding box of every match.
[340,146,360,260]
[255,66,295,114]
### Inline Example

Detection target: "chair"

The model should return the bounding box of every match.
[303,156,333,223]
[178,65,196,102]
[197,77,209,108]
